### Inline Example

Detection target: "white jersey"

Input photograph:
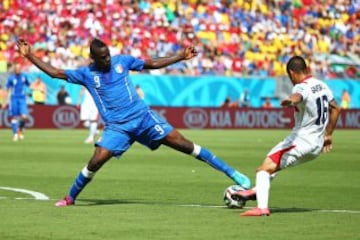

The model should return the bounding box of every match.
[267,76,334,169]
[80,89,99,121]
[289,76,334,147]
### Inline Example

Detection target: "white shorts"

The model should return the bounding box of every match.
[267,135,323,169]
[80,103,99,121]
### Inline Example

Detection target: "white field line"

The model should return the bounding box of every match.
[176,204,360,214]
[0,186,49,200]
[0,193,359,214]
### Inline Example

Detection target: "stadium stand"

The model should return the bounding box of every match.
[0,0,359,78]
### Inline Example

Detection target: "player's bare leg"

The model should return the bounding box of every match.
[55,147,113,206]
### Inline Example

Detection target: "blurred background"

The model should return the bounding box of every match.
[0,0,359,108]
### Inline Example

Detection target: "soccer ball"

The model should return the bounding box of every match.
[223,185,246,208]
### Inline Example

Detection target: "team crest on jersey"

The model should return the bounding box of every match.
[114,64,123,73]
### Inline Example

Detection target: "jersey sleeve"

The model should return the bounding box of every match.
[64,67,85,85]
[121,55,145,71]
[326,85,334,102]
[292,83,309,100]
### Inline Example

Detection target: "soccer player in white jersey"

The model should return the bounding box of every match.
[237,56,341,216]
[78,87,100,144]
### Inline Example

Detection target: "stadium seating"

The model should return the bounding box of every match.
[0,0,359,78]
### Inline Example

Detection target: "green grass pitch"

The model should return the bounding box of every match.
[0,129,359,240]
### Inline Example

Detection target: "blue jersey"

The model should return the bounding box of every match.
[65,55,149,125]
[6,73,30,99]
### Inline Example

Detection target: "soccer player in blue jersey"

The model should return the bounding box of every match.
[3,63,30,141]
[17,38,251,207]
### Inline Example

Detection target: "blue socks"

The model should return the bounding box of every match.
[69,166,95,201]
[67,144,252,202]
[192,144,251,189]
[11,119,18,134]
[195,147,234,176]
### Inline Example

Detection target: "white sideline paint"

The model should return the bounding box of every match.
[0,186,49,200]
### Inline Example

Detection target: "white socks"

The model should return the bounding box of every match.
[81,166,95,178]
[250,172,277,193]
[256,170,271,209]
[191,144,201,157]
[89,122,98,139]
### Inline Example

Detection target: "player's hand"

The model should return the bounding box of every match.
[182,46,198,60]
[280,98,293,107]
[322,134,333,153]
[16,39,32,57]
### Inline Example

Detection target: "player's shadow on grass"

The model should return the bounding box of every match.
[77,199,318,213]
[270,207,315,213]
[78,198,174,206]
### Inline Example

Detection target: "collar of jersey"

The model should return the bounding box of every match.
[299,75,313,83]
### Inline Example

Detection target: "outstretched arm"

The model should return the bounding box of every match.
[143,46,197,69]
[280,93,303,107]
[16,39,67,80]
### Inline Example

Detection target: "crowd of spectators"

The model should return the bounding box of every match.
[0,0,359,78]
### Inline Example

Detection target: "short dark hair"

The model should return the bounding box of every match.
[287,56,307,74]
[90,38,107,55]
